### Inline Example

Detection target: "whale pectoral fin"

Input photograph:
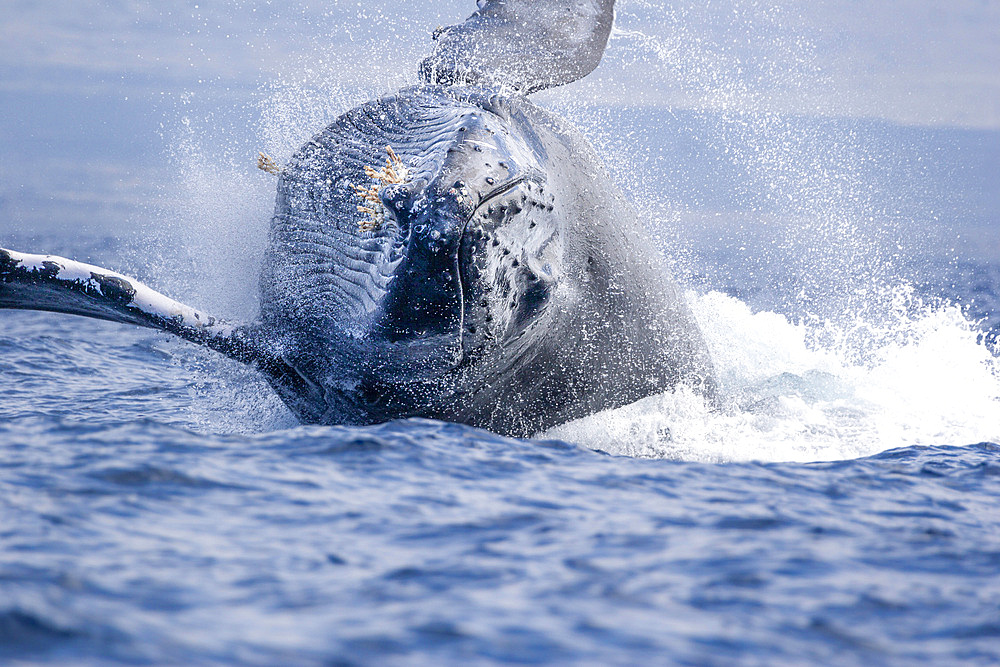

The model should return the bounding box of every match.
[0,246,245,353]
[0,246,325,417]
[419,0,615,94]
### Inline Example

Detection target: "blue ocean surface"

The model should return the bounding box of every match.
[2,276,1000,665]
[3,1,1000,665]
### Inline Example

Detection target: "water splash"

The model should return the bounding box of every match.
[546,289,1000,462]
[140,3,428,320]
[532,1,997,462]
[135,1,994,459]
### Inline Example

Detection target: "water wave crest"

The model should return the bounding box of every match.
[546,288,1000,462]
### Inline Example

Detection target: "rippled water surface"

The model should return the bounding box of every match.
[2,259,1000,665]
[3,397,1000,665]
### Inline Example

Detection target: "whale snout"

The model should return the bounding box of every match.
[368,130,554,385]
[368,185,470,382]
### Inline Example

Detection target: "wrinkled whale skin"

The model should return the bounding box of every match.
[260,85,714,436]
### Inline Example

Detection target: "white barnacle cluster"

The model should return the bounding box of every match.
[353,146,409,233]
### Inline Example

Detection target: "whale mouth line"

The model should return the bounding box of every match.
[464,175,533,226]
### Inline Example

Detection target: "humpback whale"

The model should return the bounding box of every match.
[0,0,715,437]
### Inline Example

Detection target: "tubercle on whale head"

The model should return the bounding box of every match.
[458,174,560,361]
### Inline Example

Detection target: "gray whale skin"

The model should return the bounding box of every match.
[0,0,714,437]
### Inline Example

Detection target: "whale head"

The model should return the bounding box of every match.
[260,89,562,419]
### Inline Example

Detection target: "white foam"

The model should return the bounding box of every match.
[544,289,1000,462]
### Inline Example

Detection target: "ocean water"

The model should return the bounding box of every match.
[3,1,1000,665]
[2,276,1000,665]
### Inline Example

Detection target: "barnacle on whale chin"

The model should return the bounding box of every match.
[353,146,409,233]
